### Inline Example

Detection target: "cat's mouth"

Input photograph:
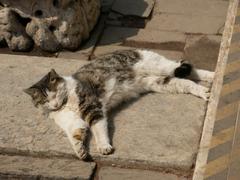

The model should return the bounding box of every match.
[47,96,68,111]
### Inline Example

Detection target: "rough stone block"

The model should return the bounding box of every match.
[0,54,206,171]
[153,0,229,17]
[111,0,155,17]
[98,26,186,51]
[183,35,221,71]
[98,167,189,180]
[146,14,226,34]
[0,155,96,180]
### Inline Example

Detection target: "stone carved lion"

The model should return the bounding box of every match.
[0,0,100,52]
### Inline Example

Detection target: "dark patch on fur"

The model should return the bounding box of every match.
[74,78,104,125]
[73,50,141,125]
[174,62,192,78]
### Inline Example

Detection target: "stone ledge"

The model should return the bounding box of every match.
[97,26,186,51]
[153,0,229,17]
[146,14,226,35]
[98,167,189,180]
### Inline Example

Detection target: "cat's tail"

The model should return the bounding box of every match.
[174,61,192,78]
[174,61,215,82]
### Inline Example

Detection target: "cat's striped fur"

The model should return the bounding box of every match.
[24,49,214,159]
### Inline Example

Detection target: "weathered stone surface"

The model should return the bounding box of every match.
[89,94,206,170]
[0,54,206,171]
[98,167,189,180]
[146,14,226,34]
[0,0,100,52]
[112,0,155,18]
[0,46,57,57]
[153,0,229,17]
[0,155,96,180]
[106,12,146,28]
[183,35,221,71]
[97,26,186,51]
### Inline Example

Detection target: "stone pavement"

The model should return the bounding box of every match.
[0,0,231,179]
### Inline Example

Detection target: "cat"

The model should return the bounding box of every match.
[24,49,214,159]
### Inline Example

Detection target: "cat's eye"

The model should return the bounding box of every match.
[50,78,56,84]
[33,90,39,98]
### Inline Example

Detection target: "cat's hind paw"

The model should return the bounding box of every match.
[98,143,114,155]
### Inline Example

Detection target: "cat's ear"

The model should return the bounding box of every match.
[23,87,39,97]
[49,69,60,83]
[50,69,59,77]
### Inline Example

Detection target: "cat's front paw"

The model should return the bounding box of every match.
[73,142,88,160]
[97,143,114,155]
[206,71,215,83]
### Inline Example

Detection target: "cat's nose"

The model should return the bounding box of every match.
[54,103,59,108]
[51,102,59,109]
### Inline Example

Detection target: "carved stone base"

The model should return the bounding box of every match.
[0,0,100,52]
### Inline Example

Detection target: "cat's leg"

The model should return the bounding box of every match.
[91,116,113,155]
[189,68,215,83]
[66,128,88,159]
[147,77,210,100]
[52,110,89,159]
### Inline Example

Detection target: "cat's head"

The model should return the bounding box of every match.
[24,69,67,111]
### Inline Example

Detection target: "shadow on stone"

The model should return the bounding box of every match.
[184,35,221,71]
[107,93,148,145]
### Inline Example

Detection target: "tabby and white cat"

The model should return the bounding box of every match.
[24,49,214,159]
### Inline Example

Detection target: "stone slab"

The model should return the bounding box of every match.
[153,0,229,17]
[0,54,206,171]
[98,167,189,180]
[0,46,57,57]
[183,35,221,71]
[89,93,206,171]
[106,12,146,28]
[146,14,226,35]
[97,26,186,51]
[111,0,155,18]
[0,155,95,180]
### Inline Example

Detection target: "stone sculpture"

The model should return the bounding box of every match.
[0,0,100,52]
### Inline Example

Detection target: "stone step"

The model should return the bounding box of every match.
[0,154,96,180]
[98,167,189,180]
